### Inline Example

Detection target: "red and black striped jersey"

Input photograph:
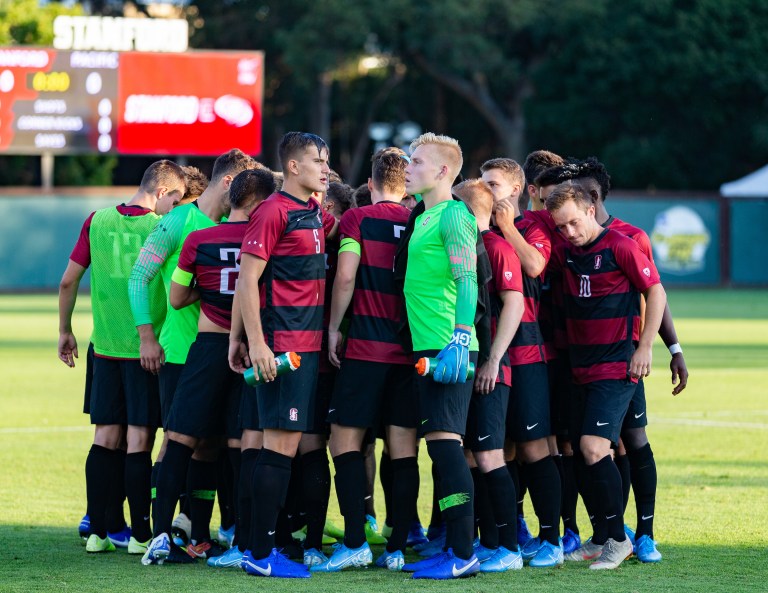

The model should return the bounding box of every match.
[241,191,329,353]
[482,230,523,387]
[524,209,559,360]
[605,216,658,272]
[551,228,661,385]
[339,201,411,364]
[176,221,248,331]
[319,235,339,374]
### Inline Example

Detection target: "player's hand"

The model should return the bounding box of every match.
[249,340,276,382]
[494,199,516,233]
[58,332,78,368]
[670,352,689,396]
[328,328,344,369]
[228,339,251,374]
[629,344,653,379]
[140,335,165,375]
[474,359,498,395]
[433,328,471,384]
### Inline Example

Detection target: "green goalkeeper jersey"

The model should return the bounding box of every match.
[404,199,479,352]
[129,202,216,364]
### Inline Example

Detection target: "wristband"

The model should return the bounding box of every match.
[668,343,683,356]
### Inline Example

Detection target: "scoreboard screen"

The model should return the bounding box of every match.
[0,48,263,156]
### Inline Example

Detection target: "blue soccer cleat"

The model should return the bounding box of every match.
[479,546,523,572]
[529,539,564,568]
[406,522,429,547]
[473,538,497,562]
[302,547,329,568]
[416,534,446,556]
[517,515,533,547]
[426,523,446,542]
[521,536,542,561]
[217,524,235,548]
[310,542,372,572]
[635,535,662,563]
[242,548,310,578]
[403,551,449,572]
[412,548,479,579]
[207,546,244,568]
[375,549,405,571]
[79,514,90,540]
[107,525,131,548]
[624,524,636,547]
[562,528,581,555]
[141,533,171,566]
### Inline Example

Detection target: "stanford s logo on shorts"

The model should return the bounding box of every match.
[289,408,298,422]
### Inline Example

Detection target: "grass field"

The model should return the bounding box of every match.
[1,289,767,592]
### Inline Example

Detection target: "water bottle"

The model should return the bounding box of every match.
[244,352,302,386]
[414,357,475,380]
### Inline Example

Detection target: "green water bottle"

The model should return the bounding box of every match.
[415,357,475,380]
[244,352,302,386]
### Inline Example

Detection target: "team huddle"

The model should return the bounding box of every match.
[58,131,688,579]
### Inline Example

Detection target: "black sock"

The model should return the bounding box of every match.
[628,444,656,539]
[105,448,127,533]
[217,451,235,530]
[588,455,625,542]
[301,448,331,550]
[85,444,117,538]
[250,449,293,559]
[364,445,376,518]
[427,440,474,559]
[429,462,442,529]
[188,459,218,543]
[560,455,579,534]
[387,456,419,553]
[227,448,241,546]
[283,455,303,535]
[484,466,518,551]
[237,448,260,552]
[506,460,521,519]
[150,462,161,529]
[125,451,152,542]
[526,456,561,545]
[574,450,603,543]
[333,451,367,549]
[517,462,528,518]
[471,467,498,548]
[615,454,631,513]
[380,451,393,527]
[154,440,194,538]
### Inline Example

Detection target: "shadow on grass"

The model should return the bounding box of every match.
[0,525,764,593]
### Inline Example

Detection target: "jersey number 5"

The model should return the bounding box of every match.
[219,248,241,295]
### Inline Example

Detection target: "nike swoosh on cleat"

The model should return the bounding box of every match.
[478,435,491,441]
[451,558,478,577]
[634,411,645,419]
[596,421,609,426]
[267,530,276,535]
[328,409,336,413]
[641,515,654,520]
[526,423,539,430]
[251,562,272,576]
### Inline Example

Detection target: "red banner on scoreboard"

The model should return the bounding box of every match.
[117,51,263,156]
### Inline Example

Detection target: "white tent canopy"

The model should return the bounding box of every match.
[720,164,768,198]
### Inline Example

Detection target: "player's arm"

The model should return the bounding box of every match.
[322,209,340,240]
[328,239,361,368]
[169,267,200,310]
[433,204,478,384]
[658,303,688,395]
[494,199,547,278]
[475,289,524,395]
[238,253,276,380]
[129,215,183,373]
[57,260,87,367]
[630,283,667,379]
[228,288,251,373]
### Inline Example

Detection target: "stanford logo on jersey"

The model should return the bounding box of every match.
[643,267,651,277]
[289,408,298,422]
[504,271,513,281]
[594,255,602,270]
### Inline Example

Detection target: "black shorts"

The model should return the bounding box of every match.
[239,383,260,432]
[89,355,160,427]
[329,360,418,429]
[621,379,648,430]
[414,350,478,438]
[547,351,574,438]
[257,352,319,432]
[166,333,243,440]
[507,362,551,442]
[83,342,95,414]
[466,383,510,452]
[159,362,185,429]
[307,371,336,435]
[570,379,636,446]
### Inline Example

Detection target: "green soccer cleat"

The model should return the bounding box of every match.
[86,534,116,553]
[127,536,151,555]
[365,515,388,545]
[323,520,345,540]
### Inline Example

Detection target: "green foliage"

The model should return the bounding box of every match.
[0,0,82,46]
[54,155,119,186]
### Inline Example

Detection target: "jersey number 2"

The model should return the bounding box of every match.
[219,248,241,295]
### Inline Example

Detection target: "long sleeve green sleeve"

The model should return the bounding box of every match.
[440,202,478,328]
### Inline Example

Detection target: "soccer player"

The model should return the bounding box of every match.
[130,149,257,555]
[230,132,335,579]
[545,183,666,570]
[523,150,565,211]
[58,160,187,554]
[481,158,564,566]
[313,148,415,572]
[453,179,526,572]
[141,168,276,566]
[396,133,480,580]
[180,165,210,204]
